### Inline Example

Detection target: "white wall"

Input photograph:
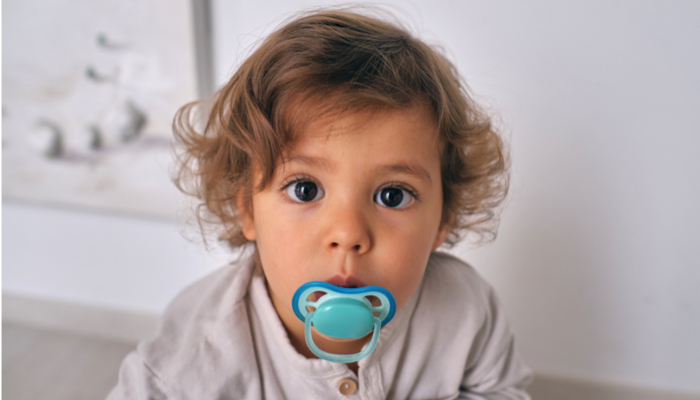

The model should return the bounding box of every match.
[3,0,700,394]
[208,0,700,392]
[2,202,228,314]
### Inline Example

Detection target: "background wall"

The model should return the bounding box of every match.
[4,0,700,394]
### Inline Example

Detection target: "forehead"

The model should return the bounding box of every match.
[279,104,441,177]
[284,101,440,155]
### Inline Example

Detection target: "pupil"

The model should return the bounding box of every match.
[295,182,317,201]
[381,188,403,207]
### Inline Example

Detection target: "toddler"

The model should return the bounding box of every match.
[108,8,532,399]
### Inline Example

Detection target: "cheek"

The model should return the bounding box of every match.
[376,231,433,309]
[381,207,443,255]
[254,209,318,296]
[375,205,444,308]
[256,213,315,265]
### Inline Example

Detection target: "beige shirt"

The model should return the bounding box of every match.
[107,251,532,399]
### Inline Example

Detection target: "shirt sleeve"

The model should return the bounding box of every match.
[458,287,533,400]
[105,351,169,400]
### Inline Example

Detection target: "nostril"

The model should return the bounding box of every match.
[329,242,363,250]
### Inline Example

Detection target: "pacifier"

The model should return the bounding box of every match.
[292,281,396,363]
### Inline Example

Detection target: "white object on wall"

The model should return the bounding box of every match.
[2,0,199,218]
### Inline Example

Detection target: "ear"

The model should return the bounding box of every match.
[237,194,256,241]
[431,222,451,250]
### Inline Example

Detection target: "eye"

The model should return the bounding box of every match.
[286,181,325,203]
[375,187,413,208]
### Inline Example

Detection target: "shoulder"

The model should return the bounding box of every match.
[408,251,498,342]
[150,252,255,344]
[381,251,525,397]
[156,253,255,333]
[425,253,534,395]
[422,251,495,310]
[132,253,261,396]
[415,251,510,344]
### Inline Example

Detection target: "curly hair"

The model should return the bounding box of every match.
[173,8,509,248]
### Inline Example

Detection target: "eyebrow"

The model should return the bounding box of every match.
[377,163,433,185]
[283,154,334,170]
[284,155,433,185]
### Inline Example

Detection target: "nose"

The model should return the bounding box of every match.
[323,199,371,255]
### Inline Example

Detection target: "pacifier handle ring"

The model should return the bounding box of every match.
[304,311,382,364]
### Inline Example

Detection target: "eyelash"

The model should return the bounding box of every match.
[280,175,318,192]
[379,182,420,202]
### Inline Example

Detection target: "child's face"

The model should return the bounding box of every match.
[240,104,450,347]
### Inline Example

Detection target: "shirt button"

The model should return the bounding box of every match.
[338,377,358,395]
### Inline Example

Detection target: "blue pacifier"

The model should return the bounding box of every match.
[292,281,396,363]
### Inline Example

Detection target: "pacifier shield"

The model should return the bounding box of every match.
[312,297,375,339]
[292,281,397,363]
[292,281,396,327]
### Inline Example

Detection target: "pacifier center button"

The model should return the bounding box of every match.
[338,377,358,395]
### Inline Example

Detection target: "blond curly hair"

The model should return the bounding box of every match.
[173,9,509,248]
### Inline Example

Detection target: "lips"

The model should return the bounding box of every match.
[303,276,370,303]
[325,275,367,288]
